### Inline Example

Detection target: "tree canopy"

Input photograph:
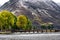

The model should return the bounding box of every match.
[16,15,28,30]
[0,10,17,31]
[16,15,32,30]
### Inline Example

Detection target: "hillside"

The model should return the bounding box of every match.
[0,0,60,29]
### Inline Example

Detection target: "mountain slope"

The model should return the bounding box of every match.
[0,0,60,29]
[57,3,60,6]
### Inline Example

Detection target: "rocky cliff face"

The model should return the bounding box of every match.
[0,0,60,29]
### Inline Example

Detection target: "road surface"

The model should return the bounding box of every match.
[0,32,60,40]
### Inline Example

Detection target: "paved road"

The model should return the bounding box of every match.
[0,33,60,40]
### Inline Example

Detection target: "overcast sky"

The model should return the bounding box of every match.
[0,0,60,6]
[53,0,60,3]
[0,0,9,5]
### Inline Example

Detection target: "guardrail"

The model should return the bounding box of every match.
[0,29,59,34]
[11,29,60,33]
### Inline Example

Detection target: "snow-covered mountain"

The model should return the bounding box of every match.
[0,0,60,29]
[57,3,60,6]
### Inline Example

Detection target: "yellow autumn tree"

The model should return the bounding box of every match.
[0,10,17,31]
[0,13,4,31]
[16,15,28,30]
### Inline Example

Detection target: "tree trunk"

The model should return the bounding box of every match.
[1,26,2,32]
[41,29,43,33]
[50,29,51,32]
